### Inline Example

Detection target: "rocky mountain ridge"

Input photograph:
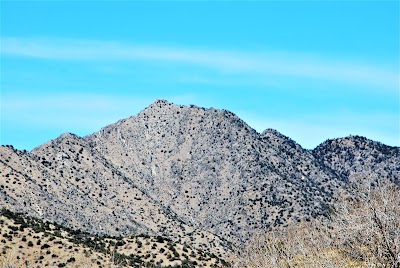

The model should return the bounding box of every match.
[313,135,400,184]
[1,99,399,258]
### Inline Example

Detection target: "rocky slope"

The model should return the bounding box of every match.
[313,135,400,184]
[0,134,229,259]
[0,99,398,260]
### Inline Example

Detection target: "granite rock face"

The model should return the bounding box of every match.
[1,99,398,254]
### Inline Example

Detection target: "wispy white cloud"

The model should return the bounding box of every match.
[1,37,398,89]
[1,92,204,131]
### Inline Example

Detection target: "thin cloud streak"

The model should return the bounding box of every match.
[2,37,398,89]
[1,93,200,130]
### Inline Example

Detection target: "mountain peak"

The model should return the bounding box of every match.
[316,135,399,152]
[261,128,283,137]
[59,132,80,139]
[147,99,173,109]
[31,132,84,153]
[261,128,294,143]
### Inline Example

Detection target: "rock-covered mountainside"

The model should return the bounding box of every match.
[86,100,345,245]
[1,99,399,257]
[0,134,229,258]
[313,135,400,184]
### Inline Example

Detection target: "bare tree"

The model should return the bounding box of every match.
[234,222,347,268]
[333,180,400,268]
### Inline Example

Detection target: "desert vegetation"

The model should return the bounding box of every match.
[235,180,400,268]
[0,209,226,268]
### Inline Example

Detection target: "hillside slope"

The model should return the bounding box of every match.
[0,209,227,267]
[1,134,229,258]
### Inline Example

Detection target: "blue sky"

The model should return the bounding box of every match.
[1,1,399,150]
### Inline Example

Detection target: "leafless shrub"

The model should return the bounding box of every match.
[333,180,400,268]
[234,222,348,268]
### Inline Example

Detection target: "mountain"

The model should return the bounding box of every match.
[85,100,345,245]
[1,99,398,263]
